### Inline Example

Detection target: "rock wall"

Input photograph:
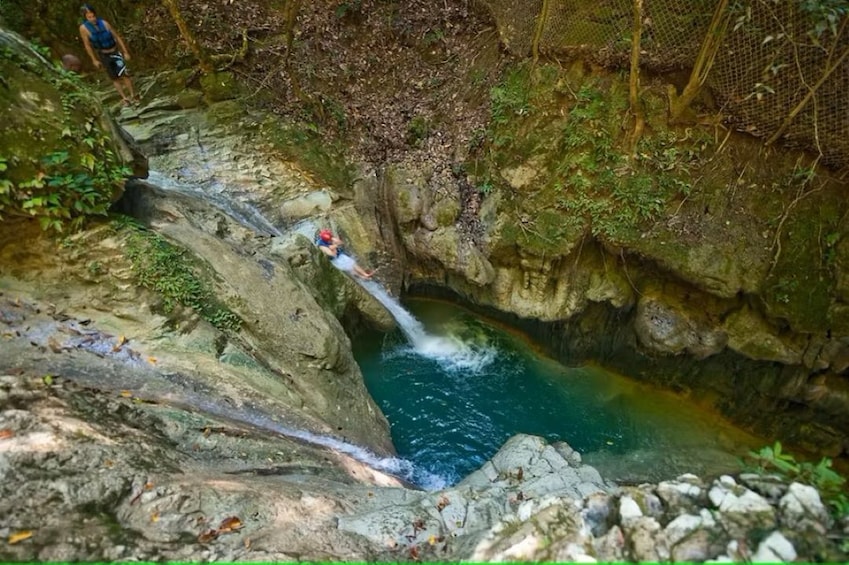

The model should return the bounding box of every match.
[383,141,849,460]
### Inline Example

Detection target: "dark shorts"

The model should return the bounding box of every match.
[98,51,127,80]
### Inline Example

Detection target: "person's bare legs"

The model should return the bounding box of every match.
[121,76,138,102]
[112,77,138,105]
[353,264,373,279]
[112,79,130,103]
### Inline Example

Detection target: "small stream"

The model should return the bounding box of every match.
[354,298,762,488]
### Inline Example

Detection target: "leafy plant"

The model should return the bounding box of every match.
[422,28,445,48]
[746,441,847,517]
[478,180,494,195]
[406,115,431,147]
[1,45,129,232]
[800,0,849,39]
[334,0,362,19]
[490,65,531,126]
[115,217,242,333]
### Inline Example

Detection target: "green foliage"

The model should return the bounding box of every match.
[0,41,129,232]
[114,217,242,333]
[406,115,431,147]
[471,64,718,252]
[334,0,362,19]
[760,169,838,331]
[422,28,445,48]
[27,39,51,60]
[800,0,849,39]
[1,147,126,232]
[490,65,531,127]
[556,84,697,240]
[478,180,494,195]
[264,120,353,193]
[746,441,847,518]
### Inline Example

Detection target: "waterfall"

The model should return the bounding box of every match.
[355,278,496,373]
[170,392,449,491]
[143,169,494,372]
[135,170,490,486]
[142,171,283,236]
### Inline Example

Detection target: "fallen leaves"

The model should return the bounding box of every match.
[112,335,128,351]
[0,429,14,440]
[197,515,244,544]
[8,531,32,544]
[219,516,242,532]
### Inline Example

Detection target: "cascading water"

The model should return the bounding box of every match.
[353,276,496,373]
[354,298,761,486]
[141,170,283,236]
[130,172,473,488]
[124,173,758,490]
[145,171,491,372]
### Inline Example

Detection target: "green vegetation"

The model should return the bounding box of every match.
[472,62,711,253]
[746,442,847,522]
[114,217,242,333]
[406,115,431,147]
[263,119,353,193]
[760,168,840,332]
[0,43,129,232]
[334,0,363,20]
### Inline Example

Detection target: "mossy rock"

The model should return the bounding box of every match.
[262,118,354,193]
[0,28,136,231]
[200,71,240,103]
[760,193,841,333]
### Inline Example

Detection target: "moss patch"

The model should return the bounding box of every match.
[761,188,841,332]
[261,118,354,194]
[474,63,708,256]
[200,71,241,103]
[0,38,129,231]
[113,216,242,333]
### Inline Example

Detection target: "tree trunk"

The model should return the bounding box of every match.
[628,0,645,152]
[162,0,213,74]
[531,0,551,67]
[668,0,730,122]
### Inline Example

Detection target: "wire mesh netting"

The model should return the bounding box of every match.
[480,0,849,169]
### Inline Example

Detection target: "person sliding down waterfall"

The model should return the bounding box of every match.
[316,229,374,279]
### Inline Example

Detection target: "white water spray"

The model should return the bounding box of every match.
[355,278,496,373]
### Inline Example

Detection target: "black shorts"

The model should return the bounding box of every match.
[98,51,127,80]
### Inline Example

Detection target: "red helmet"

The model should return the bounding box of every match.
[319,229,333,242]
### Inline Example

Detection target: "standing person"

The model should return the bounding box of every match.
[78,3,139,106]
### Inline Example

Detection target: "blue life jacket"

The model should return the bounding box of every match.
[83,18,116,51]
[316,237,347,257]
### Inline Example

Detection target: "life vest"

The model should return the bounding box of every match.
[83,18,116,51]
[316,237,347,257]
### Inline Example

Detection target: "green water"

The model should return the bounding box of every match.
[353,298,760,489]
